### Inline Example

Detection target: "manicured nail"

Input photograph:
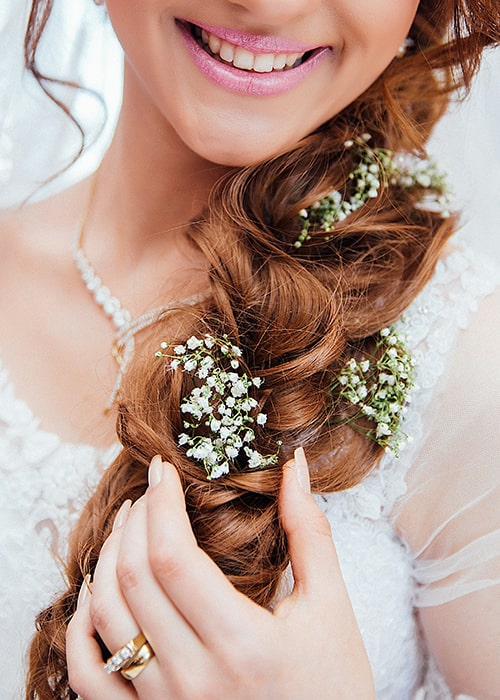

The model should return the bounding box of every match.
[294,447,311,493]
[112,499,132,531]
[148,454,164,488]
[77,574,92,608]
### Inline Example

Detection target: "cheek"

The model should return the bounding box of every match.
[340,0,419,56]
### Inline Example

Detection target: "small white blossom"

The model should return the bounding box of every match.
[187,336,203,350]
[376,423,392,438]
[331,324,415,454]
[231,380,247,398]
[210,418,221,432]
[157,335,281,479]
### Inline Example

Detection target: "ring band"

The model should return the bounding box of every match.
[120,640,155,680]
[104,632,149,675]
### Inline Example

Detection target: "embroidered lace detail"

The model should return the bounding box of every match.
[0,359,119,698]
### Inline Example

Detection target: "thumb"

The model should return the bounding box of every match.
[279,448,341,599]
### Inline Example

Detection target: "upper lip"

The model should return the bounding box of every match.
[181,19,325,54]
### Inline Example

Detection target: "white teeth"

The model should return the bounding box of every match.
[274,54,287,70]
[233,47,256,70]
[286,53,300,67]
[208,33,221,55]
[197,27,307,73]
[253,54,275,73]
[219,40,235,63]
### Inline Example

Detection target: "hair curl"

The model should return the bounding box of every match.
[26,1,499,697]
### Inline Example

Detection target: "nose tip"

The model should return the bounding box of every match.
[228,0,321,26]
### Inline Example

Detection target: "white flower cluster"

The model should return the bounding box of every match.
[331,326,415,454]
[295,134,452,248]
[156,335,280,480]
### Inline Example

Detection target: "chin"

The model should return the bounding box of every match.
[181,122,305,168]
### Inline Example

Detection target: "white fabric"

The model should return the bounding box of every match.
[1,244,498,699]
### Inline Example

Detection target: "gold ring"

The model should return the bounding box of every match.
[104,632,148,675]
[120,640,155,680]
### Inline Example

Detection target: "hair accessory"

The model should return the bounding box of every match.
[295,134,452,248]
[330,325,415,454]
[104,632,154,676]
[156,334,281,480]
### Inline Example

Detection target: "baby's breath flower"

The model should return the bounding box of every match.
[156,334,280,480]
[330,325,415,454]
[295,139,452,248]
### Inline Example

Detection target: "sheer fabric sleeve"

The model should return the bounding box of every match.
[393,286,500,698]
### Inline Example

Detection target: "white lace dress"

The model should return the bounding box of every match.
[1,246,499,699]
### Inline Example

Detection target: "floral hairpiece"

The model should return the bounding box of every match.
[295,134,452,248]
[330,326,415,454]
[156,335,281,480]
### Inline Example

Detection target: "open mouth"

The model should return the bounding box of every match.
[184,21,315,74]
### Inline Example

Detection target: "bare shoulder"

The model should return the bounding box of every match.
[0,180,89,276]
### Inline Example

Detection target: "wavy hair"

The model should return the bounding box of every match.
[26,1,499,697]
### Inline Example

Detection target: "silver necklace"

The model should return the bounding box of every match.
[72,177,205,410]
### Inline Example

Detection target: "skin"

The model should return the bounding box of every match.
[0,0,418,694]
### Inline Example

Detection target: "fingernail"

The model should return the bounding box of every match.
[77,574,92,608]
[293,447,311,493]
[112,499,132,531]
[148,454,164,488]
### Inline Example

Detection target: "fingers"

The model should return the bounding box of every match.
[90,493,199,696]
[279,448,342,601]
[113,483,206,674]
[67,576,137,700]
[145,458,267,646]
[89,500,142,650]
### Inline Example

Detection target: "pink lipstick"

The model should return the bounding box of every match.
[176,20,332,97]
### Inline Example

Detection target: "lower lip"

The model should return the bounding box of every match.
[177,21,331,97]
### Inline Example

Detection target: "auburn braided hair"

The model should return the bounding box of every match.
[25,1,499,697]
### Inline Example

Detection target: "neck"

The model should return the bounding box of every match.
[77,64,229,314]
[91,64,228,260]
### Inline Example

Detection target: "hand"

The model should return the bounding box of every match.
[67,450,376,700]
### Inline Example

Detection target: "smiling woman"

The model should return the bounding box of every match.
[0,0,499,699]
[98,0,419,164]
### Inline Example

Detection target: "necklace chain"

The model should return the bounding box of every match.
[72,244,133,332]
[72,173,205,410]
